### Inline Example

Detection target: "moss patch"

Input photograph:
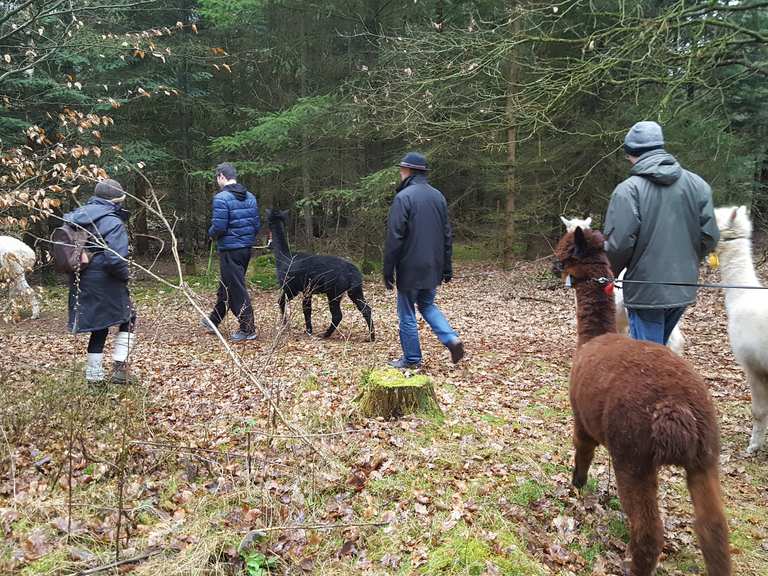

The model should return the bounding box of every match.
[249,254,278,290]
[422,527,546,575]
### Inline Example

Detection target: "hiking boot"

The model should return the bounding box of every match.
[200,317,217,334]
[111,361,131,384]
[86,353,105,384]
[388,358,421,370]
[446,340,465,364]
[231,330,257,342]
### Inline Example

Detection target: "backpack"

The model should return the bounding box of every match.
[50,222,95,273]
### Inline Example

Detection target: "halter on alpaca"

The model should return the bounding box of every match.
[267,209,374,341]
[559,215,685,355]
[554,227,730,576]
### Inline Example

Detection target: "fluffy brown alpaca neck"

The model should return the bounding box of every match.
[573,265,617,348]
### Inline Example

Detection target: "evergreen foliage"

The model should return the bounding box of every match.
[1,0,766,259]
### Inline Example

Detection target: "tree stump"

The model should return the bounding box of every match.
[357,369,442,419]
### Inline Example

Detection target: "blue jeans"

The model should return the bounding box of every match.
[628,307,686,346]
[397,288,458,364]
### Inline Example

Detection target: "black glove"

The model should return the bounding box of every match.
[442,272,452,284]
[384,275,394,290]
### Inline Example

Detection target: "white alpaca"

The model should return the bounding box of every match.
[560,216,685,355]
[0,236,40,319]
[714,206,768,454]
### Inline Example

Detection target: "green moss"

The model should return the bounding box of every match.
[422,527,546,575]
[608,516,629,542]
[480,414,506,426]
[21,548,70,575]
[510,480,547,507]
[730,526,758,553]
[363,369,431,389]
[249,254,278,290]
[300,375,320,393]
[574,541,604,565]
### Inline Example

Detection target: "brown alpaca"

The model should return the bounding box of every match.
[554,227,731,576]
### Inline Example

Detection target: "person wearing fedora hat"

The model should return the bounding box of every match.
[603,121,719,346]
[62,178,136,384]
[384,152,464,369]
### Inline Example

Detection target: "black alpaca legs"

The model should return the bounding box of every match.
[278,286,374,341]
[302,294,313,335]
[349,287,375,341]
[322,296,343,338]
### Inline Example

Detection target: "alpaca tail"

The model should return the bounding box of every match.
[650,400,699,467]
[687,467,732,575]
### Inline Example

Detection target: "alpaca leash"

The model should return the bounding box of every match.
[593,277,768,290]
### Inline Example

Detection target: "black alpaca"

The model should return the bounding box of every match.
[267,209,374,341]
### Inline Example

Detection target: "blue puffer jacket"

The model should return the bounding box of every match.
[208,183,260,251]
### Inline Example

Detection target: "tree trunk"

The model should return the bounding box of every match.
[357,369,442,420]
[753,149,768,232]
[300,14,314,248]
[179,52,196,275]
[502,8,521,266]
[133,176,149,255]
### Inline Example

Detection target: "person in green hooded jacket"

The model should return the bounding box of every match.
[603,121,720,346]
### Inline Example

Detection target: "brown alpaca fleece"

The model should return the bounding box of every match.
[555,227,731,576]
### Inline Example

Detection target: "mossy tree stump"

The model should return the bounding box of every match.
[357,369,442,419]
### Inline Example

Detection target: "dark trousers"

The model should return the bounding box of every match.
[210,247,254,333]
[87,317,135,353]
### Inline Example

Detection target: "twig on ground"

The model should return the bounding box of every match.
[247,520,389,533]
[75,548,163,575]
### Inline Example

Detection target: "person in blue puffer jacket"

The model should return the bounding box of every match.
[202,162,261,342]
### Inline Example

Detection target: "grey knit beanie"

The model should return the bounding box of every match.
[94,179,126,202]
[623,121,665,156]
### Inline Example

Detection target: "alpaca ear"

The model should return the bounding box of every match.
[585,217,592,228]
[560,216,569,227]
[729,207,739,223]
[573,226,588,258]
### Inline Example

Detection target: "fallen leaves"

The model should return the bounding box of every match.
[1,260,767,574]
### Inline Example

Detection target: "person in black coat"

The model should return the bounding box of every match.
[63,179,135,384]
[383,152,464,368]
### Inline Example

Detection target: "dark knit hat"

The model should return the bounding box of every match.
[623,121,665,156]
[94,179,126,202]
[398,152,429,172]
[215,162,237,180]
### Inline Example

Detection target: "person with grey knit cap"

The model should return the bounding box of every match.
[62,179,136,384]
[603,121,719,346]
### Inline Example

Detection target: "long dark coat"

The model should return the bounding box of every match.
[383,173,453,291]
[64,197,134,333]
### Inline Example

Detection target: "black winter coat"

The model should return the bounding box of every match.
[64,197,134,333]
[384,174,453,291]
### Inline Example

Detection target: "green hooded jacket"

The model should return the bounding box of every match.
[603,149,719,309]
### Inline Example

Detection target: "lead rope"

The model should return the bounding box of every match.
[593,276,768,290]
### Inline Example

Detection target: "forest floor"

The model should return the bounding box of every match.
[1,253,767,576]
